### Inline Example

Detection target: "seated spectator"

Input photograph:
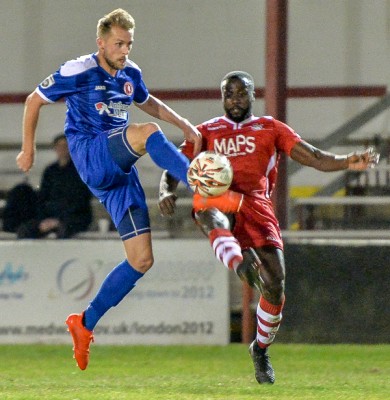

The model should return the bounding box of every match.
[4,134,93,238]
[2,181,38,233]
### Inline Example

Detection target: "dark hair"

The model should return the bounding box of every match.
[220,71,255,92]
[52,133,66,146]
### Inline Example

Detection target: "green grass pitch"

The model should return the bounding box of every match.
[0,344,388,399]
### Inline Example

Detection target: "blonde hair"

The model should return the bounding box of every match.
[96,8,135,37]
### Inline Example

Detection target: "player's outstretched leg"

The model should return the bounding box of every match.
[249,339,275,384]
[145,130,190,185]
[65,313,94,370]
[111,126,191,187]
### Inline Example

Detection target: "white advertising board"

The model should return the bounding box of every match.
[0,239,229,345]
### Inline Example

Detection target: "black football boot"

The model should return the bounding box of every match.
[248,340,275,384]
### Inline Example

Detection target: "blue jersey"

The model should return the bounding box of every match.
[35,53,151,229]
[37,53,149,137]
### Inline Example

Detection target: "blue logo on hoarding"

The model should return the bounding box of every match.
[0,263,28,286]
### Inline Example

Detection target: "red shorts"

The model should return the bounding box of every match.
[233,196,283,250]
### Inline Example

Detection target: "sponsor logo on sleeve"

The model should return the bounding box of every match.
[40,74,55,89]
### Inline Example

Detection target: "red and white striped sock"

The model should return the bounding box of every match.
[209,228,243,270]
[256,295,285,348]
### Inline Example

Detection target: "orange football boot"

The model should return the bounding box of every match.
[65,313,94,370]
[193,190,244,213]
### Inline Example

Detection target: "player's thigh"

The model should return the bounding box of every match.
[117,204,152,272]
[123,232,154,273]
[255,245,285,282]
[125,122,160,154]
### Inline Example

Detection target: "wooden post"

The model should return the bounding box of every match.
[265,0,289,228]
[241,0,289,345]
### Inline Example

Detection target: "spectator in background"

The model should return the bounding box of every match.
[15,134,92,238]
[2,179,38,233]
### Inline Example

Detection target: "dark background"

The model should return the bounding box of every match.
[278,243,389,343]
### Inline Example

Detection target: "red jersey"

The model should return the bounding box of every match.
[182,115,302,200]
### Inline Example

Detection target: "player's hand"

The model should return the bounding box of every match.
[182,122,202,157]
[347,147,380,171]
[16,150,35,172]
[158,192,178,216]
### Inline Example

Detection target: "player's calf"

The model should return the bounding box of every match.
[209,228,243,270]
[255,295,284,348]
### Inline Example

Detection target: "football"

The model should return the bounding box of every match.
[187,151,233,197]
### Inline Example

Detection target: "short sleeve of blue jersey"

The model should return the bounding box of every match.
[37,70,77,103]
[36,56,97,102]
[133,78,148,104]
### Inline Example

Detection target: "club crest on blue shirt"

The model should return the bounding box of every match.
[124,82,133,96]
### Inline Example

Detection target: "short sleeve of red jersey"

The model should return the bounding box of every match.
[180,140,193,159]
[272,119,302,155]
[180,124,208,160]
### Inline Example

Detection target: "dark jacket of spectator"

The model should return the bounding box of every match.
[3,134,92,238]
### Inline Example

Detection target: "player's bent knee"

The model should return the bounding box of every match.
[263,279,285,299]
[195,209,230,232]
[126,122,161,150]
[142,122,161,136]
[129,255,154,274]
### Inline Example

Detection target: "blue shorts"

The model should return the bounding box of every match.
[66,127,150,239]
[117,205,150,240]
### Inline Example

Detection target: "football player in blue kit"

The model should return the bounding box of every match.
[16,8,202,370]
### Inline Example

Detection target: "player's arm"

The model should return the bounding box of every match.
[136,95,202,156]
[290,140,379,172]
[16,91,49,172]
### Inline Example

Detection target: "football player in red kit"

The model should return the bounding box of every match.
[158,71,379,384]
